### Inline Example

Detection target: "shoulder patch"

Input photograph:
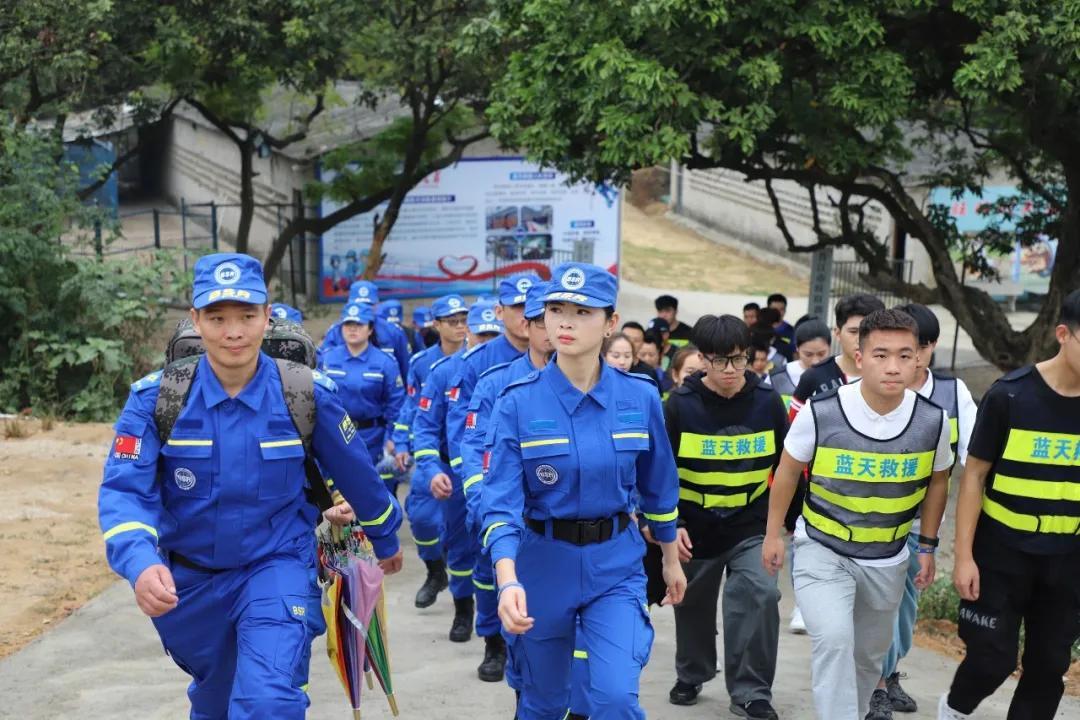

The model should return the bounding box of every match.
[999,365,1034,383]
[480,360,514,380]
[311,369,338,392]
[131,369,164,392]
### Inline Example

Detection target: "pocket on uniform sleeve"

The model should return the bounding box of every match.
[160,439,214,499]
[258,436,305,499]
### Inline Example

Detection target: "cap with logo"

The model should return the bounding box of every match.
[192,253,268,309]
[648,317,671,334]
[524,282,550,320]
[341,302,375,325]
[498,273,542,306]
[270,303,303,323]
[468,299,503,335]
[349,280,380,305]
[377,299,403,324]
[542,262,617,309]
[432,293,468,319]
[413,305,434,327]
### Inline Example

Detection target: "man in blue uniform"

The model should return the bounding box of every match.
[460,282,552,682]
[391,294,470,607]
[412,305,437,349]
[317,280,410,379]
[98,253,403,720]
[270,302,303,323]
[411,298,503,642]
[378,298,404,326]
[320,302,406,485]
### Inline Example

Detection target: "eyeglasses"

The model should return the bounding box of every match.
[703,353,749,371]
[439,316,468,327]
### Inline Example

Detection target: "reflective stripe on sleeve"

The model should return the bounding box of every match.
[102,521,159,542]
[483,521,508,547]
[358,502,394,527]
[643,509,678,523]
[413,449,439,458]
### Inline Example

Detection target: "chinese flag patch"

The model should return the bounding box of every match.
[447,387,461,403]
[113,434,142,461]
[418,396,432,412]
[407,385,417,397]
[465,412,477,430]
[482,450,491,473]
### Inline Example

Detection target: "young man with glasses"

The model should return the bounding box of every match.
[663,314,788,719]
[939,288,1080,720]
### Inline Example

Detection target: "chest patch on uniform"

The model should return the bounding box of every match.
[616,399,636,410]
[528,419,557,432]
[536,464,559,485]
[617,412,643,424]
[339,414,357,444]
[174,467,197,491]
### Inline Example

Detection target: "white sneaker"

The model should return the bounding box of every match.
[937,693,971,719]
[789,606,807,634]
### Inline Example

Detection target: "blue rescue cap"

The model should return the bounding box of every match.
[468,299,503,335]
[431,294,468,319]
[341,302,375,325]
[378,299,403,324]
[349,280,379,305]
[543,263,617,309]
[192,253,268,309]
[524,282,549,320]
[413,305,434,326]
[270,303,303,323]
[498,273,542,306]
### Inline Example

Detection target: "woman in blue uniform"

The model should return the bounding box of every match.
[480,262,687,720]
[321,302,406,488]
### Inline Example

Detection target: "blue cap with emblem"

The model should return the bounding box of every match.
[270,303,303,323]
[341,302,375,325]
[377,299,403,324]
[524,281,549,320]
[413,305,434,327]
[432,293,468,319]
[468,299,503,335]
[498,273,542,306]
[543,262,617,308]
[192,253,268,309]
[349,280,379,305]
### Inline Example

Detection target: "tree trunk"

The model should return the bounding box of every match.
[235,140,255,255]
[363,195,406,280]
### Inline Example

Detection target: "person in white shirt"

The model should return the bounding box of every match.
[866,303,978,718]
[762,309,953,720]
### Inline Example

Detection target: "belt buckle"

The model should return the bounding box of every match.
[578,519,604,544]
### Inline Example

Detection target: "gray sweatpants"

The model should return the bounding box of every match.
[674,535,780,704]
[793,536,908,720]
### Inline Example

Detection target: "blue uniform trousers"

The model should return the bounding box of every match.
[151,534,325,720]
[443,477,478,599]
[507,525,653,720]
[404,460,447,562]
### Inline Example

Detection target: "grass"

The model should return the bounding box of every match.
[2,417,29,439]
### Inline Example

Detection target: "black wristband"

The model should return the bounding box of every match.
[917,534,939,548]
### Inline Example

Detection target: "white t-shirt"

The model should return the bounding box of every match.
[786,361,808,387]
[785,383,954,566]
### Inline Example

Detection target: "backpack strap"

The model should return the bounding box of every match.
[274,358,335,512]
[154,356,201,444]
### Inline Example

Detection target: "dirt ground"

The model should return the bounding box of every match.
[620,201,809,295]
[0,419,117,659]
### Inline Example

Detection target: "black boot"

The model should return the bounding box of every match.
[477,634,506,682]
[449,596,474,642]
[414,559,448,609]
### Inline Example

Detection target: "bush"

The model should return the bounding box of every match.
[917,577,961,624]
[0,124,187,420]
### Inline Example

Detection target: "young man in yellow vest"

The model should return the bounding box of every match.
[762,309,953,720]
[939,288,1080,720]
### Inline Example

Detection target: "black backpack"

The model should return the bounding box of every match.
[153,316,334,511]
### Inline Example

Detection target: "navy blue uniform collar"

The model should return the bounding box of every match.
[543,357,613,413]
[196,352,270,411]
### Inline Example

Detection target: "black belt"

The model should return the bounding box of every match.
[170,551,223,574]
[526,513,631,546]
[350,416,385,430]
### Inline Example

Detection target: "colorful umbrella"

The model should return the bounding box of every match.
[318,521,399,718]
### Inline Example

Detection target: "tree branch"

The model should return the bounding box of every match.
[183,97,243,145]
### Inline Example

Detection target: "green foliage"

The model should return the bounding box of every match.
[917,577,961,623]
[0,124,185,421]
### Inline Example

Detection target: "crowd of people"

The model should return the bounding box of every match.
[97,252,1080,720]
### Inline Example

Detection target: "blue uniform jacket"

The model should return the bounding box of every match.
[318,317,410,380]
[411,351,466,478]
[446,334,525,476]
[320,343,405,454]
[390,344,450,455]
[460,354,539,531]
[98,353,402,587]
[480,361,679,564]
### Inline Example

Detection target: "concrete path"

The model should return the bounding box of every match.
[2,521,1075,720]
